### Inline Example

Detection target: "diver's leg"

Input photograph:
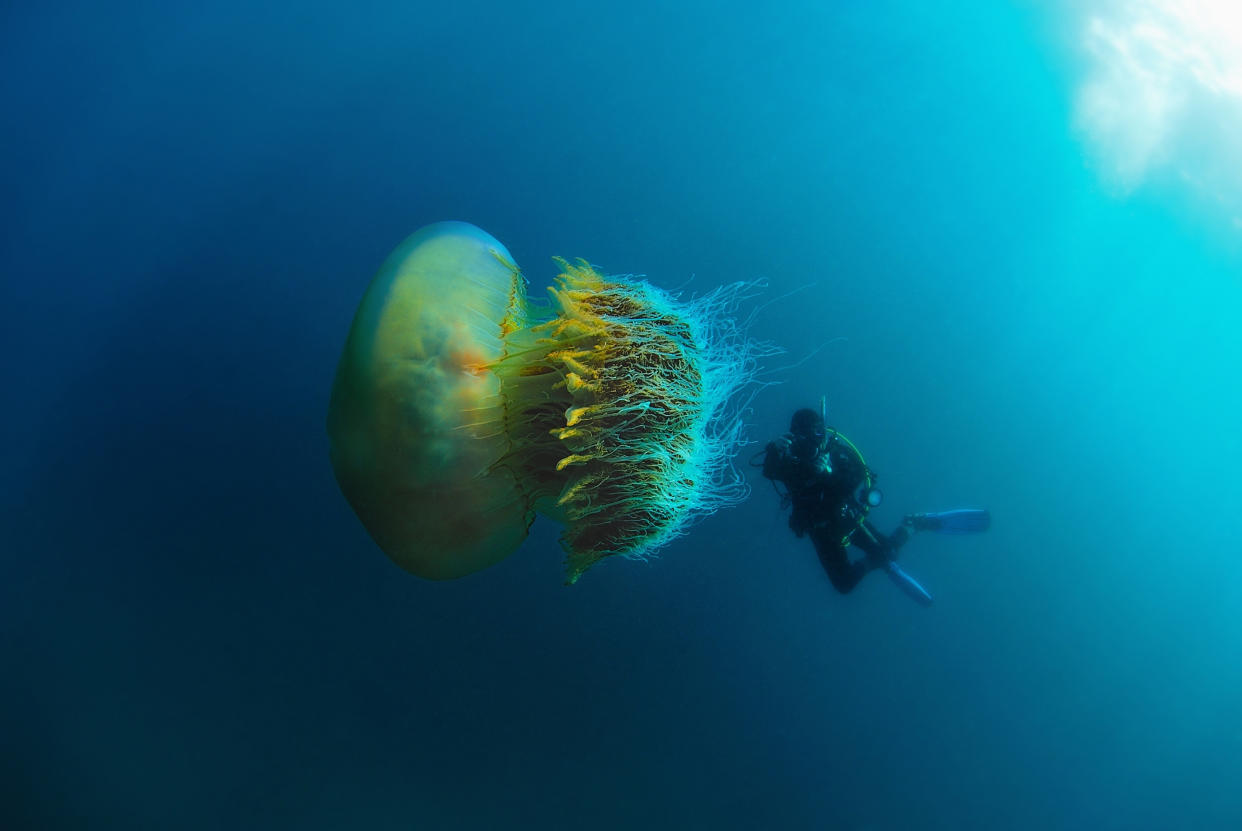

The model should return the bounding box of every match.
[851,521,897,566]
[810,528,869,594]
[856,520,911,562]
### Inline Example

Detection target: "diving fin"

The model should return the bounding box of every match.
[885,561,934,606]
[907,508,990,535]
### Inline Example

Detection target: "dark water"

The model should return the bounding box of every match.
[4,1,1241,828]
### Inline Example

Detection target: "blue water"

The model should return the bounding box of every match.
[5,1,1241,828]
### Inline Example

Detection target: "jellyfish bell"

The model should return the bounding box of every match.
[327,221,531,579]
[328,221,763,583]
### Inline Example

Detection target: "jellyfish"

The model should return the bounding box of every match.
[327,221,761,583]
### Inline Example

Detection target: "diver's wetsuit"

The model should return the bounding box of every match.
[763,432,909,593]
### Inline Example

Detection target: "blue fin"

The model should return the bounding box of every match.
[885,562,934,606]
[912,508,990,534]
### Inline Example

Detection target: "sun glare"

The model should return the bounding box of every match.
[1076,0,1242,226]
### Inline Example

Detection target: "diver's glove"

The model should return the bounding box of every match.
[765,436,793,461]
[812,453,833,475]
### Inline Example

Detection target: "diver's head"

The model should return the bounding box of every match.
[789,407,826,457]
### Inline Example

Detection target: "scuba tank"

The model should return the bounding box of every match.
[817,394,882,541]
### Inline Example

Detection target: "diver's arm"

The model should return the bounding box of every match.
[762,435,794,480]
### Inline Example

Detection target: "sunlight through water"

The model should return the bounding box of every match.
[1075,0,1242,227]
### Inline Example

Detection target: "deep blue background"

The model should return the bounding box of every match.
[4,1,1241,828]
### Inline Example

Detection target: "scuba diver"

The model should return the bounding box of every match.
[759,403,989,606]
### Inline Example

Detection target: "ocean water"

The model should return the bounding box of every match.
[4,1,1241,829]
